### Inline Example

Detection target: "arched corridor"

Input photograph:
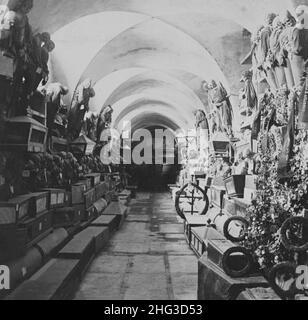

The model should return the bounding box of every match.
[1,0,308,302]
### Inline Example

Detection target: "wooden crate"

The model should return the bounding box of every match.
[0,195,32,225]
[90,215,121,232]
[224,175,246,198]
[184,215,209,245]
[210,185,226,209]
[84,188,96,209]
[5,259,81,300]
[30,192,49,215]
[41,188,67,209]
[3,116,47,153]
[52,207,82,228]
[71,183,86,205]
[0,211,53,262]
[83,206,97,222]
[198,255,268,300]
[190,227,207,258]
[84,173,101,188]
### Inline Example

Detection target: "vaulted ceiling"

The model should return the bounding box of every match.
[6,0,301,133]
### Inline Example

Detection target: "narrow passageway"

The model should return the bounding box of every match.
[74,193,198,300]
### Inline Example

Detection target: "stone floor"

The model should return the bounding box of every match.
[74,192,198,300]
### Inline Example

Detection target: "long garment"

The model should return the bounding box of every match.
[68,86,95,141]
[279,26,295,88]
[290,27,308,87]
[46,83,67,136]
[210,82,233,128]
[259,26,278,91]
[269,26,287,87]
[298,71,308,129]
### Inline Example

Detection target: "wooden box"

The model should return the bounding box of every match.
[4,117,47,153]
[83,206,97,222]
[58,233,95,274]
[190,227,207,258]
[77,227,110,254]
[184,215,209,245]
[91,215,121,232]
[224,175,246,198]
[30,192,49,215]
[41,189,67,209]
[198,255,268,300]
[84,173,101,188]
[84,188,96,209]
[71,183,86,205]
[0,195,32,225]
[72,204,86,222]
[50,137,68,153]
[19,211,53,244]
[5,259,81,300]
[0,211,53,262]
[78,178,92,192]
[53,207,82,228]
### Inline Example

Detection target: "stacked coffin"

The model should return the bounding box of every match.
[177,175,281,300]
[0,192,53,263]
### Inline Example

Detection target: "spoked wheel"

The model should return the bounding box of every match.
[281,217,308,252]
[175,183,209,220]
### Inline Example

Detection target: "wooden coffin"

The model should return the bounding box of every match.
[0,195,32,225]
[184,215,209,245]
[198,255,268,300]
[84,188,96,210]
[5,259,81,300]
[224,175,246,198]
[84,173,101,188]
[53,207,82,228]
[77,227,110,254]
[210,185,226,209]
[72,204,86,222]
[78,178,92,192]
[94,182,108,200]
[29,192,49,215]
[19,211,53,245]
[41,188,67,209]
[58,232,96,275]
[0,211,53,262]
[3,117,47,153]
[50,137,68,153]
[190,227,207,258]
[90,215,121,232]
[81,206,97,224]
[71,183,86,205]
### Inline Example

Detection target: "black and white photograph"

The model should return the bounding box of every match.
[0,0,308,305]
